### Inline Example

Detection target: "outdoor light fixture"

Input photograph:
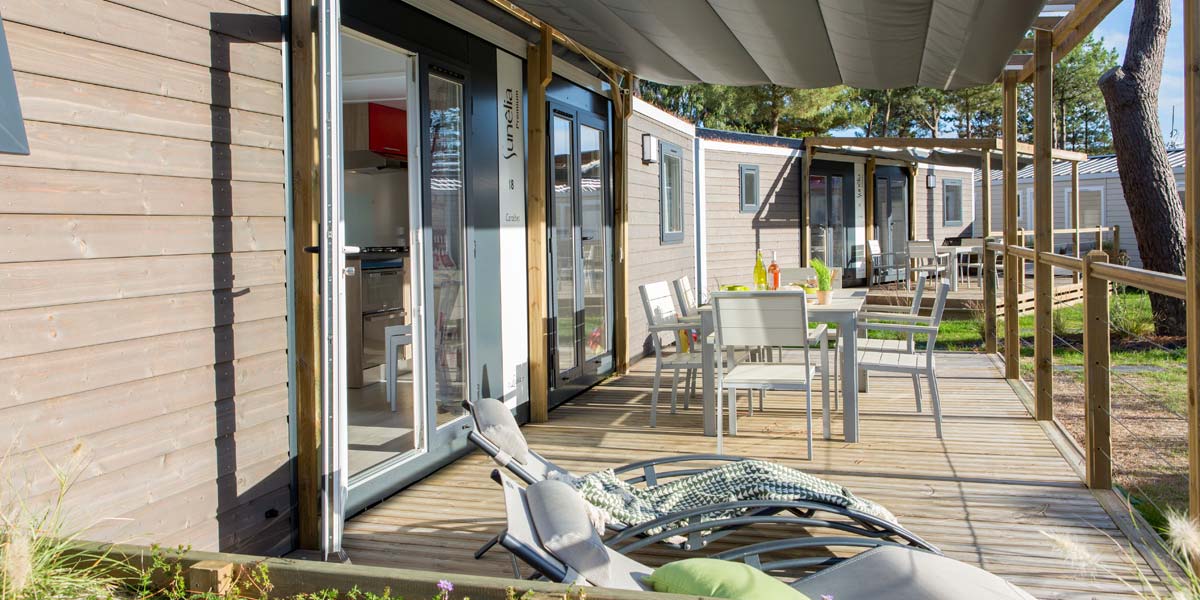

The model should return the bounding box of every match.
[642,133,659,163]
[926,173,937,189]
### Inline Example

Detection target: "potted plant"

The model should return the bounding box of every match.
[811,258,833,304]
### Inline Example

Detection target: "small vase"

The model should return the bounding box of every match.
[817,290,832,305]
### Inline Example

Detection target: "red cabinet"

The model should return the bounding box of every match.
[368,102,407,158]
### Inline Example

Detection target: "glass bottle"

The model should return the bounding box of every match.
[753,251,767,290]
[768,251,780,290]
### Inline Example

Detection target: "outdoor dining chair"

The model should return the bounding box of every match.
[489,475,1035,599]
[670,275,701,319]
[858,281,952,438]
[463,398,935,554]
[868,239,909,288]
[908,240,948,288]
[712,289,825,459]
[639,281,704,426]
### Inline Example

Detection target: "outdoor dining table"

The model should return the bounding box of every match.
[936,245,979,292]
[696,288,869,443]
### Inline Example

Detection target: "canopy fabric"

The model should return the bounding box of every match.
[512,0,1044,90]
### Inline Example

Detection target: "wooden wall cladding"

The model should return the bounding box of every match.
[0,0,294,556]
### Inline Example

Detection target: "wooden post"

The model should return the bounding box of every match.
[801,149,812,266]
[289,0,321,550]
[982,151,997,354]
[865,157,876,283]
[610,68,632,374]
[526,27,552,422]
[1002,70,1021,379]
[1072,161,1081,284]
[1184,0,1200,526]
[1112,224,1121,263]
[1033,28,1054,421]
[906,164,917,242]
[1083,250,1112,489]
[188,561,234,595]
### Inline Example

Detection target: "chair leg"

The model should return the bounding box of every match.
[805,385,814,460]
[911,373,923,413]
[758,388,765,412]
[929,369,943,439]
[670,369,680,414]
[727,386,738,436]
[650,361,662,427]
[683,368,694,410]
[820,334,830,440]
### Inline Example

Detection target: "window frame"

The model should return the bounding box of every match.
[659,141,685,244]
[942,178,963,226]
[738,163,760,213]
[1060,185,1106,229]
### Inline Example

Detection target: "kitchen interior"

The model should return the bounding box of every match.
[341,32,421,478]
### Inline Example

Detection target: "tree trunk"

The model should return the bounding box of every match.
[1098,0,1186,335]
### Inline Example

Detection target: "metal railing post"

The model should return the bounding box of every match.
[1083,250,1112,489]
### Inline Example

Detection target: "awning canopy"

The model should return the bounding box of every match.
[511,0,1045,89]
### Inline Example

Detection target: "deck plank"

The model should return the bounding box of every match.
[342,353,1162,599]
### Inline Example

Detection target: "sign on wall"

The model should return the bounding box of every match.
[497,49,529,409]
[853,162,865,278]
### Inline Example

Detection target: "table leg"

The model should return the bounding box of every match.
[840,313,859,442]
[702,310,716,437]
[950,252,959,292]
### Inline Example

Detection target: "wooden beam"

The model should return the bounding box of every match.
[1083,250,1112,489]
[1186,0,1200,526]
[1072,161,1081,284]
[526,26,552,423]
[1017,0,1123,82]
[864,158,876,282]
[1002,70,1021,380]
[982,151,997,354]
[906,164,916,243]
[288,0,321,551]
[483,0,624,75]
[610,68,633,374]
[1033,29,1054,421]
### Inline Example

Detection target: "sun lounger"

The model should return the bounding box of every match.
[465,398,934,554]
[492,473,1036,600]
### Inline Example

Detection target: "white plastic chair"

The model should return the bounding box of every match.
[857,282,951,438]
[670,275,702,320]
[639,282,705,427]
[868,239,909,288]
[908,240,947,288]
[712,289,826,458]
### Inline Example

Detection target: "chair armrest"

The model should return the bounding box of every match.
[858,312,933,324]
[806,324,829,342]
[861,304,911,313]
[647,323,691,333]
[860,322,939,336]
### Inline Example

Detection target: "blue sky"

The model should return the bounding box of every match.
[1094,0,1186,146]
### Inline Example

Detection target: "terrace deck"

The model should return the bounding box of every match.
[343,353,1163,599]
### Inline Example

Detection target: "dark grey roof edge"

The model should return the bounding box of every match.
[695,127,805,150]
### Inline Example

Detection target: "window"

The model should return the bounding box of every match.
[659,141,684,243]
[942,179,963,225]
[739,164,760,213]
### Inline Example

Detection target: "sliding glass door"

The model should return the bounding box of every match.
[547,103,612,403]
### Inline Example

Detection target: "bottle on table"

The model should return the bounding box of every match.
[768,251,780,290]
[753,251,767,290]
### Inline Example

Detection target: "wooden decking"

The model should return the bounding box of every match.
[344,353,1162,599]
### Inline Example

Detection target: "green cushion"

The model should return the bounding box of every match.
[644,558,811,600]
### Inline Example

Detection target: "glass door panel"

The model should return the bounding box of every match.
[428,73,468,427]
[809,175,828,265]
[889,177,909,261]
[579,124,608,363]
[828,175,845,272]
[551,115,578,381]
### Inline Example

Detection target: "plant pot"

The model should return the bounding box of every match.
[816,290,832,305]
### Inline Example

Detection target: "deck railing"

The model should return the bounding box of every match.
[981,240,1188,504]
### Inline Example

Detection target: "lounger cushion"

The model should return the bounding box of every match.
[471,398,531,464]
[792,546,1035,600]
[645,558,810,600]
[527,480,615,586]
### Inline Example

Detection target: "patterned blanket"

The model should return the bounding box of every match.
[552,460,896,538]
